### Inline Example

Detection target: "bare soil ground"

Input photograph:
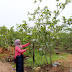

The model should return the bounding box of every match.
[0,61,15,72]
[0,46,14,54]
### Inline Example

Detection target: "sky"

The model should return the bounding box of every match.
[0,0,72,29]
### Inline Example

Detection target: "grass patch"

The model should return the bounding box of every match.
[24,49,67,67]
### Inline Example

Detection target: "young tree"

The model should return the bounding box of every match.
[28,0,71,65]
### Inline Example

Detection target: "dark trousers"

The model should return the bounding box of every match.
[16,54,24,72]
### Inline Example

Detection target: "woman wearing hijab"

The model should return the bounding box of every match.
[14,39,30,72]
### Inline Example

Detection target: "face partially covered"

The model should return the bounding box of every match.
[14,39,21,46]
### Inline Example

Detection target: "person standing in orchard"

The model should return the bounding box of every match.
[14,39,31,72]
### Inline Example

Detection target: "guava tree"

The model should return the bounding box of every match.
[28,0,71,65]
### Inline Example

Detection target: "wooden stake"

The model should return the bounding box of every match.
[33,41,35,61]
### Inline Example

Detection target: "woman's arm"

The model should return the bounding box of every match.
[15,46,27,53]
[21,42,30,48]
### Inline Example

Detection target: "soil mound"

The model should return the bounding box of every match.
[0,46,14,54]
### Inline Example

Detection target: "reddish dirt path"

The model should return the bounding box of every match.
[0,61,29,72]
[0,61,15,72]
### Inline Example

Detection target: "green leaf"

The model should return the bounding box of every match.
[28,17,32,21]
[28,11,30,15]
[39,0,42,2]
[38,6,40,10]
[34,0,37,3]
[33,16,35,20]
[56,0,59,1]
[54,10,56,13]
[53,17,56,19]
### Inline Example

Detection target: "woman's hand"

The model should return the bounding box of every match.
[29,40,32,43]
[24,48,28,52]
